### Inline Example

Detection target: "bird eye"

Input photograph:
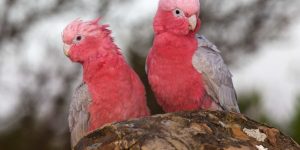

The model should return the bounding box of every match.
[76,36,82,41]
[73,35,83,43]
[173,9,184,17]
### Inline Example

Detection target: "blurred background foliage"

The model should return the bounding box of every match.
[290,96,300,143]
[0,0,299,149]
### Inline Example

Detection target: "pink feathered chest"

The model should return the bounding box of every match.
[147,35,207,112]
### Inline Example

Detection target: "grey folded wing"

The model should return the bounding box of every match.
[192,35,240,113]
[68,83,92,148]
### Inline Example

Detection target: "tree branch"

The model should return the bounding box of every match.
[75,111,300,150]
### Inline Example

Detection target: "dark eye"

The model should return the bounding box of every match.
[173,9,184,17]
[76,36,82,41]
[73,35,83,43]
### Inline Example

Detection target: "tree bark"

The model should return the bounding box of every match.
[75,111,300,150]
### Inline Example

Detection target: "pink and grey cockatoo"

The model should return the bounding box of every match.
[146,0,240,113]
[62,18,150,148]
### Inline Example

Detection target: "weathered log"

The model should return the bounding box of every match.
[75,111,300,150]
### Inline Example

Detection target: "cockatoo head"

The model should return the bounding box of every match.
[62,18,112,63]
[154,0,201,35]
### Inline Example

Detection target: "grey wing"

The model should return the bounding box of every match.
[68,82,92,148]
[192,35,240,113]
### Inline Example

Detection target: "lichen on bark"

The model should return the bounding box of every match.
[75,111,300,150]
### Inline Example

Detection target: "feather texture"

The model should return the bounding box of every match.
[68,83,91,147]
[192,35,240,112]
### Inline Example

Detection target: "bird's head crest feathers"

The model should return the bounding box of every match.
[62,18,111,44]
[158,0,200,16]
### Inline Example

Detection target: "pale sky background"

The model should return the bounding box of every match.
[0,0,299,128]
[234,18,300,124]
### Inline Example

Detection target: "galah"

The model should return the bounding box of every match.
[146,0,240,113]
[62,18,150,148]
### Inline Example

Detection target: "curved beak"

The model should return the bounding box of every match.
[63,44,71,57]
[188,15,197,31]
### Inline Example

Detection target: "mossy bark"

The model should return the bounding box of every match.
[75,111,300,150]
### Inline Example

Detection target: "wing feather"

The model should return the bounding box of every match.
[192,35,240,112]
[68,82,92,148]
